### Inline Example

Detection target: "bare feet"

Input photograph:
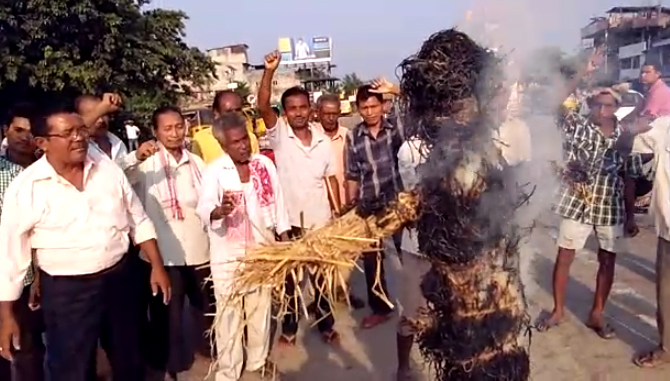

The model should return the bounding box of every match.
[535,310,564,332]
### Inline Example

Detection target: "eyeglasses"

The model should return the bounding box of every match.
[44,126,90,140]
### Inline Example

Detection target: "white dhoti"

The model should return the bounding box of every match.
[213,284,272,381]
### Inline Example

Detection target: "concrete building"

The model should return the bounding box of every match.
[186,43,301,107]
[581,6,670,81]
[245,66,301,105]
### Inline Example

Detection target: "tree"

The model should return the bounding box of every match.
[341,73,364,96]
[326,82,342,95]
[232,81,251,102]
[0,0,215,127]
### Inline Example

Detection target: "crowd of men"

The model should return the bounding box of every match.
[1,43,670,381]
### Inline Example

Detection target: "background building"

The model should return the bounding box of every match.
[581,6,670,82]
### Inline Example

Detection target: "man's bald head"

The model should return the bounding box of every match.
[212,90,243,116]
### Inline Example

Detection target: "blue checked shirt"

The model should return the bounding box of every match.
[555,111,643,226]
[344,119,405,203]
[0,156,34,286]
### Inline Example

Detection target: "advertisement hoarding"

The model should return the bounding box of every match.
[278,36,332,65]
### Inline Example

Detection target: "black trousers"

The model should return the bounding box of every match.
[0,285,45,381]
[282,226,335,335]
[362,233,399,316]
[40,254,143,381]
[144,264,214,373]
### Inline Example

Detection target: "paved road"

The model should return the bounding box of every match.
[177,114,670,380]
[178,212,668,381]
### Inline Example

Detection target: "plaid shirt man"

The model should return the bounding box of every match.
[344,118,405,203]
[0,156,34,286]
[555,111,643,226]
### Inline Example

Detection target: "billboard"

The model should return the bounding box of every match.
[278,36,332,65]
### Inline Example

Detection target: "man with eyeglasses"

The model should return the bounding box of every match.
[0,107,171,381]
[0,103,44,381]
[537,52,642,339]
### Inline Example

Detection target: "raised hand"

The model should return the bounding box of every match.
[369,77,399,95]
[101,93,123,113]
[264,51,281,71]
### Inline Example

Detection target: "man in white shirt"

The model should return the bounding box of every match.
[197,113,290,381]
[622,116,670,368]
[0,108,171,381]
[125,120,141,150]
[134,106,210,379]
[258,51,342,346]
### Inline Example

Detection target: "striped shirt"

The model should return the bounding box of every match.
[344,119,405,204]
[0,156,33,286]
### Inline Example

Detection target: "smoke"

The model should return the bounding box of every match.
[457,0,589,295]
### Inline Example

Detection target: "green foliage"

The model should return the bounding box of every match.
[232,81,251,101]
[0,0,215,128]
[341,73,363,95]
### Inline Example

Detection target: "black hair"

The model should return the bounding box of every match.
[317,93,340,108]
[30,105,76,138]
[151,105,183,129]
[212,90,241,111]
[73,94,101,113]
[5,103,36,127]
[643,57,662,72]
[355,85,383,106]
[280,86,310,109]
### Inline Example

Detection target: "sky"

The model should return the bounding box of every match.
[151,0,651,80]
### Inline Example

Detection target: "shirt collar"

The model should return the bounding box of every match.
[32,153,97,182]
[285,121,325,144]
[355,119,394,138]
[89,131,125,160]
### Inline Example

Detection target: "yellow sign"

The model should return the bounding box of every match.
[278,38,292,52]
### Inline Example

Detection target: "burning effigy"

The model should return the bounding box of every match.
[216,29,531,381]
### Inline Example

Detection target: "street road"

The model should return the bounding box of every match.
[180,115,670,380]
[179,212,667,381]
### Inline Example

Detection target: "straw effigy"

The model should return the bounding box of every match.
[391,29,531,380]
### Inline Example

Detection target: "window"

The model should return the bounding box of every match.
[273,80,278,86]
[632,55,641,69]
[620,57,632,70]
[661,47,670,65]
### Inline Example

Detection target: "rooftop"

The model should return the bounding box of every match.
[606,6,670,15]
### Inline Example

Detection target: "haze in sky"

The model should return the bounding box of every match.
[153,0,645,80]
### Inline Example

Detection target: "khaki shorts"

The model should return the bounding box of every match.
[397,252,431,336]
[556,218,625,253]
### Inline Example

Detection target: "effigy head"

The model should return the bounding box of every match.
[397,29,507,142]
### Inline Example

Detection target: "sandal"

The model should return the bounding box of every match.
[585,321,616,340]
[633,347,670,368]
[321,329,341,346]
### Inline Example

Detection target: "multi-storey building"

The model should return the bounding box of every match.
[581,6,670,81]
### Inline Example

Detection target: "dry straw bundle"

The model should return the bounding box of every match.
[219,191,421,316]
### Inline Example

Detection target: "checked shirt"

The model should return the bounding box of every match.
[0,156,34,286]
[555,111,643,226]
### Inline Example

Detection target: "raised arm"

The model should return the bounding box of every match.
[258,51,282,131]
[556,47,603,109]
